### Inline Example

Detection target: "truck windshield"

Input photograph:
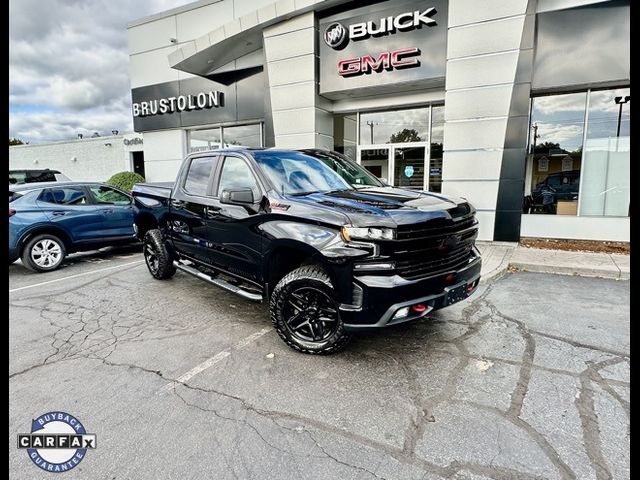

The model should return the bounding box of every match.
[253,150,384,195]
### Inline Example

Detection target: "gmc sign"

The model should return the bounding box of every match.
[337,47,421,76]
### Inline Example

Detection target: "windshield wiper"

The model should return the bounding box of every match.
[324,188,352,194]
[288,190,319,196]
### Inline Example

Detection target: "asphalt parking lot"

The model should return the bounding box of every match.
[9,248,630,480]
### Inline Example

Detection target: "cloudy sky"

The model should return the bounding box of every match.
[9,0,191,144]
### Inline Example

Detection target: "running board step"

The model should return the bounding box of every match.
[173,261,263,302]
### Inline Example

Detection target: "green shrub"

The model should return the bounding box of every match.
[106,171,145,192]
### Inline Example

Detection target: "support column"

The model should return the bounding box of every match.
[263,12,333,149]
[441,0,535,241]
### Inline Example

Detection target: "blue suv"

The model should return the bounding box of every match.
[9,182,138,272]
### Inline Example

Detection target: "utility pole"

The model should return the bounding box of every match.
[366,121,377,144]
[614,96,630,137]
[531,123,539,154]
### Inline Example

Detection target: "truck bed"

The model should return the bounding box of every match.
[132,182,174,201]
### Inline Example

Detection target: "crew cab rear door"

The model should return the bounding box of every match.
[168,154,220,263]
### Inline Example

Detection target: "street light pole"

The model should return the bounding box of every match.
[614,96,630,137]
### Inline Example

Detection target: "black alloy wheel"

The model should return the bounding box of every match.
[282,286,339,343]
[270,265,352,354]
[143,229,176,280]
[144,241,159,275]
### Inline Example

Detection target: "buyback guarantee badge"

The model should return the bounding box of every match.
[17,412,96,473]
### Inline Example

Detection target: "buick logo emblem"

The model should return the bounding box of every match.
[324,22,348,50]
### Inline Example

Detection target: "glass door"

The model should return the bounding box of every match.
[358,147,391,184]
[392,144,428,190]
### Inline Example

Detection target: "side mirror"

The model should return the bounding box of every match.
[220,188,254,206]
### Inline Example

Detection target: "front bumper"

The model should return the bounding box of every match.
[340,247,482,330]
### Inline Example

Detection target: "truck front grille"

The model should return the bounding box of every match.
[385,212,478,280]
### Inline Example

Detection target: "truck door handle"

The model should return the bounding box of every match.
[205,206,220,218]
[103,208,114,214]
[171,200,186,208]
[52,211,67,216]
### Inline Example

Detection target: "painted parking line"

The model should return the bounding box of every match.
[8,260,144,293]
[157,327,272,394]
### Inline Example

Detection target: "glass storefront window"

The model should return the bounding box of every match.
[223,124,262,148]
[189,128,221,153]
[359,107,430,145]
[344,105,442,191]
[188,123,262,153]
[524,88,630,217]
[580,88,630,216]
[524,92,587,215]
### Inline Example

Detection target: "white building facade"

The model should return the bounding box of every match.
[9,133,145,182]
[128,0,630,242]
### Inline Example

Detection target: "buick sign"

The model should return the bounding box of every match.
[324,7,437,50]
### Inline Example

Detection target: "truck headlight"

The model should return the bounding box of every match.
[341,226,395,241]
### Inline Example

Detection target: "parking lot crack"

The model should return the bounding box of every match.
[576,358,621,480]
[483,302,536,418]
[456,400,577,480]
[171,386,388,479]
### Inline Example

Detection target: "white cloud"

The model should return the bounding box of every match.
[533,93,587,116]
[9,0,192,143]
[536,122,584,150]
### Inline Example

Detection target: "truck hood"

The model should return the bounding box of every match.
[286,187,469,227]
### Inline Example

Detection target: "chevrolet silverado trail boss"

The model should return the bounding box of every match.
[132,148,481,354]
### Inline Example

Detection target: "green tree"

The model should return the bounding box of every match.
[389,128,422,143]
[534,141,567,154]
[9,138,24,146]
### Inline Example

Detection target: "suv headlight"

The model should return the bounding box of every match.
[341,226,395,241]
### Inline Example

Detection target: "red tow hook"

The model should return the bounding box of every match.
[411,303,427,314]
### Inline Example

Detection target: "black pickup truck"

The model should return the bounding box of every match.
[132,148,481,354]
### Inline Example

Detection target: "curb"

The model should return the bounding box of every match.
[507,261,629,281]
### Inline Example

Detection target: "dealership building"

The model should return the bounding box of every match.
[127,0,629,242]
[9,133,145,182]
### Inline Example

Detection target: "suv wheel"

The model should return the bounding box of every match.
[271,266,351,354]
[143,229,176,279]
[22,234,66,272]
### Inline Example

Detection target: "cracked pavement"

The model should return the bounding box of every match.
[9,250,630,479]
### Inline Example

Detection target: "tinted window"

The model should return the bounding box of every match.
[218,157,259,197]
[39,187,88,205]
[9,170,62,184]
[184,157,216,195]
[88,185,130,205]
[8,172,24,184]
[547,176,562,187]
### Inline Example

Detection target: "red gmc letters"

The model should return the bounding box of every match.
[337,47,421,77]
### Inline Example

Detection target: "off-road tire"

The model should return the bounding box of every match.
[143,229,176,279]
[21,233,66,272]
[271,265,352,354]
